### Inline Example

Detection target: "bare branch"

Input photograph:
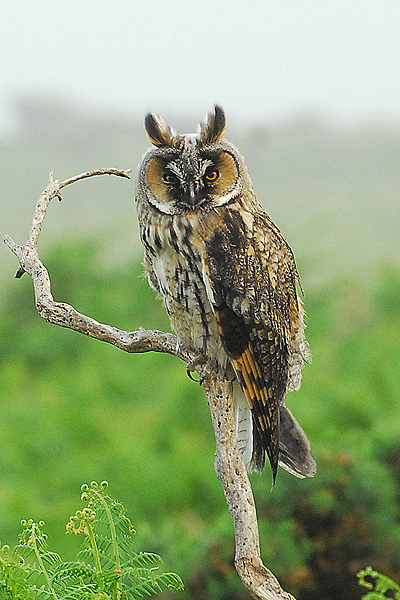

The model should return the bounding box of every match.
[16,168,131,275]
[58,167,132,190]
[4,169,297,600]
[203,375,296,600]
[3,232,188,359]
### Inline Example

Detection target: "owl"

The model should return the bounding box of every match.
[135,105,316,486]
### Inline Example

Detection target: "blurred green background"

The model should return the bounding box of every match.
[1,99,400,600]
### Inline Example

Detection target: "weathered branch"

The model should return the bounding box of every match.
[204,376,296,599]
[3,169,296,600]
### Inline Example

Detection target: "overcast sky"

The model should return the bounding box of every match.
[1,0,400,132]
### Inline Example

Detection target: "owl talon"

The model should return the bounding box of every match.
[186,356,212,385]
[186,364,199,382]
[198,371,207,386]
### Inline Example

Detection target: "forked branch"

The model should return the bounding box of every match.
[3,169,296,600]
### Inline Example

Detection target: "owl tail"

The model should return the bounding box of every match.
[234,400,253,467]
[233,382,316,479]
[233,382,265,474]
[278,406,316,478]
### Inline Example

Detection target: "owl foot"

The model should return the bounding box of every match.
[186,356,216,386]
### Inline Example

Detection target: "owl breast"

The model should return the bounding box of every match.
[140,210,229,371]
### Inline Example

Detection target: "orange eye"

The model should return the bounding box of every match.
[162,172,177,184]
[205,169,219,181]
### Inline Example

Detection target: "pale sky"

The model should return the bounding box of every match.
[1,0,400,133]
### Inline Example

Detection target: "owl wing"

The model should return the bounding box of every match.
[203,207,304,484]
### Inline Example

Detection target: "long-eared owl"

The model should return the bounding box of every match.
[135,105,316,486]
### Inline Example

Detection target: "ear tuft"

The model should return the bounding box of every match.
[199,105,226,145]
[145,113,174,147]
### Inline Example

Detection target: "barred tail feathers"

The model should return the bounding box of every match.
[233,383,316,478]
[233,381,265,474]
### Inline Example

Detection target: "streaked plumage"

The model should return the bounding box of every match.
[135,105,316,486]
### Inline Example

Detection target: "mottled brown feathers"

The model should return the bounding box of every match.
[144,113,175,148]
[145,105,226,149]
[199,104,226,145]
[207,212,292,483]
[233,341,281,483]
[136,105,315,484]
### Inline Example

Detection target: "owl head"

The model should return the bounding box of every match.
[136,105,251,215]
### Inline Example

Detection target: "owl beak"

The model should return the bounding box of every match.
[188,181,197,207]
[182,181,201,208]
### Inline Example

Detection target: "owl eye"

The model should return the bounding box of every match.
[162,172,178,184]
[204,169,219,182]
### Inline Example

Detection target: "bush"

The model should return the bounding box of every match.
[0,481,183,599]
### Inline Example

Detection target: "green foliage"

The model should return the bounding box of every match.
[358,567,400,600]
[0,481,183,600]
[2,240,400,599]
